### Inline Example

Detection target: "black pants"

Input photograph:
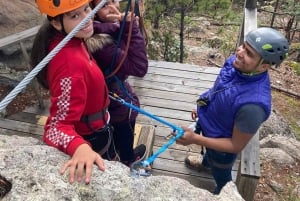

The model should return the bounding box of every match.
[83,125,115,160]
[112,121,135,162]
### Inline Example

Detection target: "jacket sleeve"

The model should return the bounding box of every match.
[43,70,89,156]
[93,21,120,36]
[94,20,148,79]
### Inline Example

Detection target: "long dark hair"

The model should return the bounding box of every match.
[30,18,58,89]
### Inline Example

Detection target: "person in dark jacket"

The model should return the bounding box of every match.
[175,27,289,194]
[86,0,148,166]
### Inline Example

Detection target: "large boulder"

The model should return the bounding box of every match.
[0,135,244,201]
[0,0,42,38]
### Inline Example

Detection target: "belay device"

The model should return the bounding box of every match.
[109,93,184,177]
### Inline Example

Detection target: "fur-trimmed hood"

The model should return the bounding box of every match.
[85,34,114,53]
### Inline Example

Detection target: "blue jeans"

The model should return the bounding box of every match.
[202,148,237,194]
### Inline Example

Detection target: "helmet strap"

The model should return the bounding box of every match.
[242,58,265,76]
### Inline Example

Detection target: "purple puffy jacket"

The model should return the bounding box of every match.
[86,20,148,123]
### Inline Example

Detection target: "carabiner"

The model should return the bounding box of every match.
[130,160,152,177]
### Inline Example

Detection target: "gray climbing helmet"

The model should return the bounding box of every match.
[245,27,289,66]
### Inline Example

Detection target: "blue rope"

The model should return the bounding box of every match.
[109,94,184,165]
[142,129,184,166]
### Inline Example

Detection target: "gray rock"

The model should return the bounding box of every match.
[260,148,295,165]
[0,135,244,201]
[268,180,284,193]
[260,136,300,161]
[260,110,295,140]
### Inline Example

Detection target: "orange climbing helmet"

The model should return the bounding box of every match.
[36,0,92,17]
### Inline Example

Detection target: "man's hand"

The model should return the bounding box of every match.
[60,144,105,184]
[174,126,197,146]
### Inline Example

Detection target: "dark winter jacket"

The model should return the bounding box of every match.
[86,20,148,123]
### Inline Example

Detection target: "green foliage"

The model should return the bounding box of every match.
[194,0,232,20]
[148,30,187,62]
[205,26,239,57]
[144,0,237,63]
[281,0,300,20]
[288,61,300,76]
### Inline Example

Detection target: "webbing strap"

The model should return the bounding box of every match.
[98,126,112,156]
[80,108,108,123]
[80,108,108,132]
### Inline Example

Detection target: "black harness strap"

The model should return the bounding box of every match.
[80,107,108,132]
[98,125,112,156]
[82,124,114,157]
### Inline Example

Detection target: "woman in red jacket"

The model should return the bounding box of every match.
[31,0,113,184]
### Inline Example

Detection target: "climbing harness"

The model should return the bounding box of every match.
[80,107,109,132]
[0,0,108,113]
[109,93,184,177]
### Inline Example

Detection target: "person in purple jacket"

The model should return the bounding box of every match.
[86,0,148,166]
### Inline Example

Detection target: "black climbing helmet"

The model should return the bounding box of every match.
[245,27,289,66]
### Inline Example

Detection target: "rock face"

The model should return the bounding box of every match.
[0,0,43,70]
[0,135,244,201]
[0,0,42,38]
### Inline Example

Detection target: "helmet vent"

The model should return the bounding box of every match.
[53,0,60,7]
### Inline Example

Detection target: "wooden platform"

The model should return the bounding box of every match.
[0,60,240,193]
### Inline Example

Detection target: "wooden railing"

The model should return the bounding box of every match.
[0,25,44,109]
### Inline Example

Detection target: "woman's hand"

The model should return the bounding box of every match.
[104,5,122,22]
[60,144,105,184]
[120,11,135,22]
[103,5,136,23]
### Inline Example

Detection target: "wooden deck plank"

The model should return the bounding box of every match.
[0,25,40,48]
[129,79,204,95]
[0,127,42,139]
[149,60,221,74]
[152,157,213,179]
[137,124,155,159]
[146,66,219,82]
[0,118,43,136]
[138,96,196,112]
[133,88,199,103]
[9,112,47,126]
[139,73,214,88]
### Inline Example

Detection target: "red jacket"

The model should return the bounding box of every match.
[43,33,109,156]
